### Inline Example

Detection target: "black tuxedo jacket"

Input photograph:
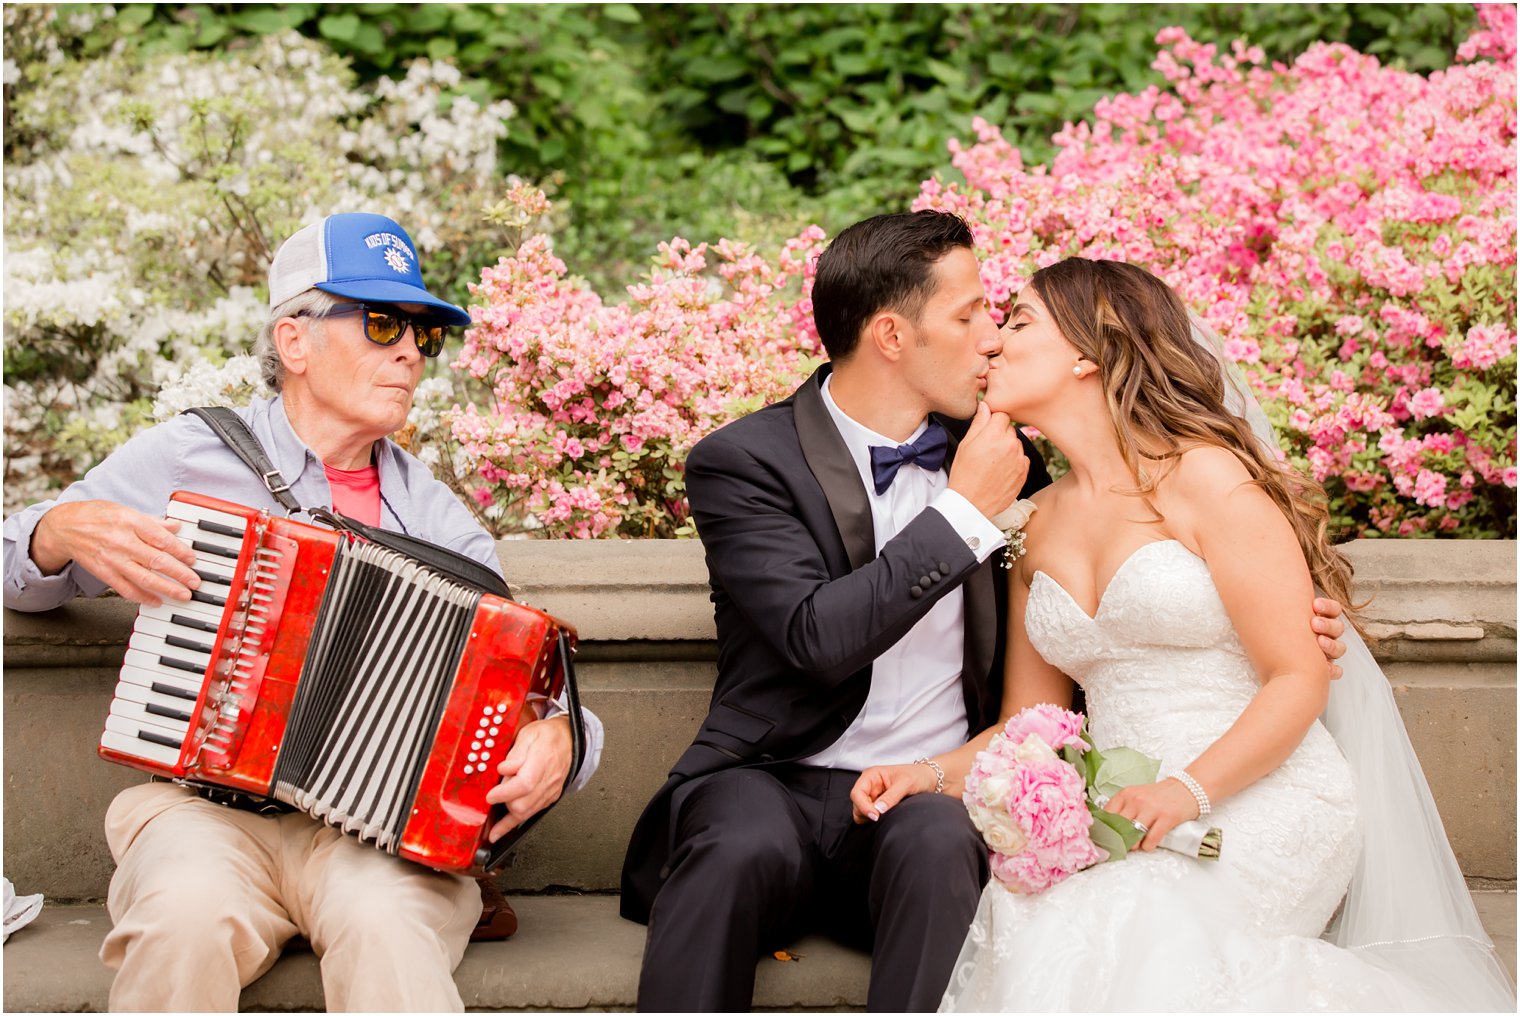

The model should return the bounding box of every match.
[619,364,1050,922]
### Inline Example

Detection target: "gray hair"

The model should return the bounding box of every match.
[255,289,341,392]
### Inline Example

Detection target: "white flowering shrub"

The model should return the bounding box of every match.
[4,12,517,512]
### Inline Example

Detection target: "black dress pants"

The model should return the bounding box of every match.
[635,765,988,1012]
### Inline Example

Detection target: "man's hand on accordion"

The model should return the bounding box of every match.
[485,714,574,841]
[32,500,201,606]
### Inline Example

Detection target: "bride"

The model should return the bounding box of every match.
[851,258,1515,1011]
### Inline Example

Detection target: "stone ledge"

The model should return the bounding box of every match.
[0,897,871,1013]
[4,893,1514,1012]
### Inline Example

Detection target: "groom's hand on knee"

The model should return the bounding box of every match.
[850,764,937,824]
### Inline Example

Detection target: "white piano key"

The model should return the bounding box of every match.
[165,499,250,532]
[190,552,237,581]
[131,616,218,653]
[119,656,205,699]
[105,712,189,748]
[110,698,192,738]
[182,527,244,558]
[140,597,226,628]
[128,631,213,671]
[111,679,197,714]
[100,729,183,768]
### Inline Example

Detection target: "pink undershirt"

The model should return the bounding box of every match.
[324,462,382,526]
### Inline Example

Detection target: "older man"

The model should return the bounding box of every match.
[3,212,604,1012]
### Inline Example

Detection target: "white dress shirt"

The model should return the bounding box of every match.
[801,377,1006,771]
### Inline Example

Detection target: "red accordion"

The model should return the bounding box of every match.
[99,490,576,876]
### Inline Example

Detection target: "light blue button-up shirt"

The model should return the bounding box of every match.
[3,395,602,790]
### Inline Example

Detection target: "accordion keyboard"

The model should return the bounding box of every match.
[99,500,248,768]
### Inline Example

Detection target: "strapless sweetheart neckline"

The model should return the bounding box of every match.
[1031,538,1187,623]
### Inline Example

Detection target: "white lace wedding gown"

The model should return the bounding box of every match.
[939,539,1458,1012]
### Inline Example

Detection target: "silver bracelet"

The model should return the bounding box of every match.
[913,757,946,794]
[1172,769,1212,819]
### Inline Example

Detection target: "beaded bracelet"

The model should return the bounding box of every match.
[913,757,946,794]
[1172,769,1212,819]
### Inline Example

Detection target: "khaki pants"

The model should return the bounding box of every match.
[100,782,479,1012]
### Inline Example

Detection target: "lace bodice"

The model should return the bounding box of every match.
[1023,539,1359,936]
[938,540,1393,1012]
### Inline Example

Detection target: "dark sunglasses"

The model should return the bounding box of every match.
[297,302,452,358]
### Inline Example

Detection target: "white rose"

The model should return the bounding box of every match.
[980,809,1029,856]
[1011,734,1058,765]
[989,497,1039,533]
[975,771,1014,810]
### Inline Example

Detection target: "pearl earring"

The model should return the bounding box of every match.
[1072,366,1083,377]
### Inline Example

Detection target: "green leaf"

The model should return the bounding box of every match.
[1061,744,1088,783]
[685,54,750,83]
[1087,810,1128,862]
[1091,747,1160,798]
[426,36,458,60]
[317,13,361,42]
[234,8,299,34]
[603,4,642,24]
[1091,805,1145,851]
[924,58,966,88]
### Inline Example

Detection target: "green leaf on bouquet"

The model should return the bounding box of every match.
[1091,806,1146,850]
[1087,806,1130,862]
[1091,747,1160,798]
[1061,744,1088,782]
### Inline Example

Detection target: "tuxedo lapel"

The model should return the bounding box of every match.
[934,412,999,727]
[795,365,875,572]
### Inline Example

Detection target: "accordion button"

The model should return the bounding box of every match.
[495,704,508,715]
[464,765,474,775]
[468,752,479,761]
[489,726,500,736]
[481,752,491,762]
[485,738,496,748]
[472,741,482,750]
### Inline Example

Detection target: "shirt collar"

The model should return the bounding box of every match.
[819,374,929,495]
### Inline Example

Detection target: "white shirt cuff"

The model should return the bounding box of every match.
[929,489,1007,565]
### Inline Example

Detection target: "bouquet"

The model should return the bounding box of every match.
[963,704,1223,895]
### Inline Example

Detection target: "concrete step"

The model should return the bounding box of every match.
[4,893,1514,1012]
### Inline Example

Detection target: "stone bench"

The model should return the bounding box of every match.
[3,539,1515,1010]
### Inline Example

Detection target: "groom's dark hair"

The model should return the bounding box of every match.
[813,210,975,361]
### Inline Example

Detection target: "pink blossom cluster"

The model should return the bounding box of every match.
[963,707,1106,895]
[448,188,827,537]
[920,8,1516,537]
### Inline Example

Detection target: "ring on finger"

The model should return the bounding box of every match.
[1131,819,1148,834]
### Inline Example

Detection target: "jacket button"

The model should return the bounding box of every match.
[938,560,950,573]
[929,570,942,582]
[909,586,923,599]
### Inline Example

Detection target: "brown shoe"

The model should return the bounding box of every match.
[471,877,518,941]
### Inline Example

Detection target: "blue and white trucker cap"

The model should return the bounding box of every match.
[267,212,471,326]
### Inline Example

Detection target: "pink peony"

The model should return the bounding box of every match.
[1001,704,1087,752]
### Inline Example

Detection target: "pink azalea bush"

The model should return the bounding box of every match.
[452,9,1513,539]
[448,185,826,537]
[920,3,1516,537]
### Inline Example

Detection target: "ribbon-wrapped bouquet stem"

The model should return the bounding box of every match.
[963,704,1223,895]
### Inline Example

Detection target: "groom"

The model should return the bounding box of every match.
[621,211,1046,1011]
[621,211,1347,1011]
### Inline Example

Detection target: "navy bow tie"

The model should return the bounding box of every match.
[869,421,949,495]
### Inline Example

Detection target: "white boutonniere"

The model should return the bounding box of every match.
[990,498,1038,570]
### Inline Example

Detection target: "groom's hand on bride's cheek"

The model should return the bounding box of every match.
[948,402,1030,519]
[1310,597,1347,680]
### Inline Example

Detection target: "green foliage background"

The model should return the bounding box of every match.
[29,2,1478,292]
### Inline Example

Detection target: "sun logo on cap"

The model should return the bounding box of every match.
[382,247,411,274]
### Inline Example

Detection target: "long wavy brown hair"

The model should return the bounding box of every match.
[1027,257,1362,624]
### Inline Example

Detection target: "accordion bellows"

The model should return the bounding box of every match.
[100,490,574,875]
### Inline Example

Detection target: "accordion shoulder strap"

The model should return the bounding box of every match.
[182,407,303,515]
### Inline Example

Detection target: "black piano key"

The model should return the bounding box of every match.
[191,540,239,559]
[146,701,194,723]
[193,568,227,584]
[165,633,214,655]
[139,728,183,749]
[197,519,245,538]
[170,613,220,634]
[151,681,199,701]
[190,589,228,607]
[158,654,205,675]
